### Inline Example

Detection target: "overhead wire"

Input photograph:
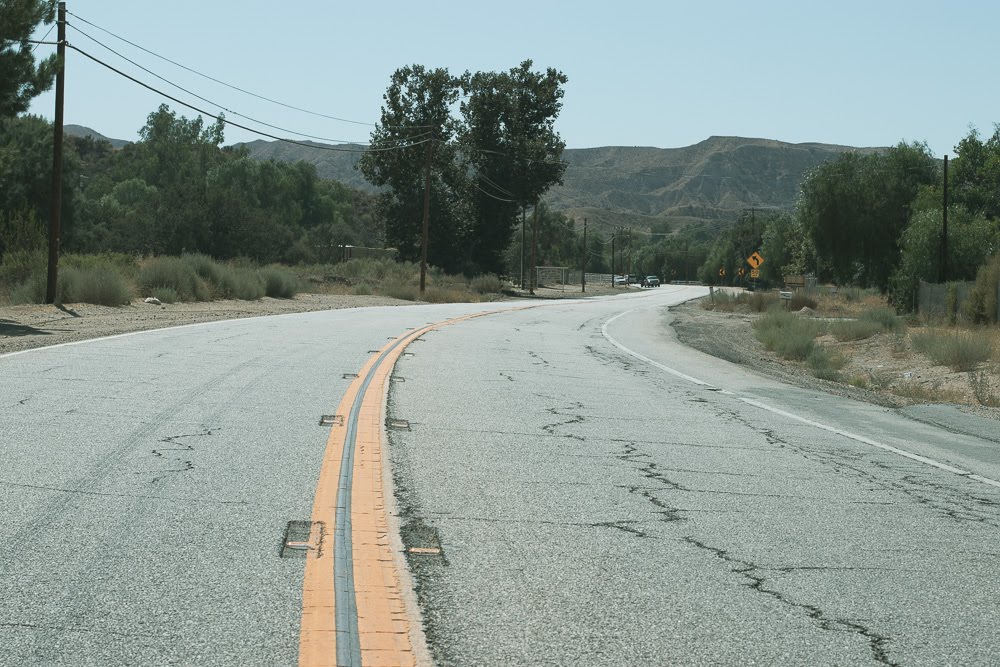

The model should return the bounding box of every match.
[65,10,392,128]
[67,44,432,154]
[31,23,55,53]
[67,22,379,146]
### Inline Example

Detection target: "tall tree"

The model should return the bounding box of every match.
[0,0,58,118]
[798,142,937,288]
[459,61,568,275]
[359,65,469,273]
[951,125,1000,220]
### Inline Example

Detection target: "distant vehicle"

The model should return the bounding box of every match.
[614,275,628,285]
[641,275,660,287]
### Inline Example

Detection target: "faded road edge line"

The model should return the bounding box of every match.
[600,308,1000,491]
[738,397,1000,490]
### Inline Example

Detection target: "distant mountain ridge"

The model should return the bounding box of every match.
[64,125,879,230]
[237,135,880,229]
[64,124,132,149]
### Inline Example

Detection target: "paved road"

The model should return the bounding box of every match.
[388,286,1000,666]
[2,288,999,665]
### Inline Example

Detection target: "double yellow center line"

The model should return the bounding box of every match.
[299,310,514,666]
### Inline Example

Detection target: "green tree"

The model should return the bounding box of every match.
[951,125,1000,220]
[359,65,469,273]
[459,61,568,275]
[0,0,58,118]
[889,202,999,310]
[798,142,937,288]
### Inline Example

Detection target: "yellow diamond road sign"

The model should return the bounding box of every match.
[747,251,764,269]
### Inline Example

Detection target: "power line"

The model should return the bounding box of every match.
[67,22,378,146]
[474,183,516,202]
[66,10,380,128]
[67,44,431,154]
[31,23,55,53]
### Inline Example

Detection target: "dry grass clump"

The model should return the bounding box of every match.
[911,329,994,371]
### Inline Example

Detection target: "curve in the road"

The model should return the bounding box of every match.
[602,308,1000,490]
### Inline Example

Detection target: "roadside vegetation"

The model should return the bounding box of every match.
[704,287,999,408]
[0,252,508,307]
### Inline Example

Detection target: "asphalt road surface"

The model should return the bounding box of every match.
[3,287,999,666]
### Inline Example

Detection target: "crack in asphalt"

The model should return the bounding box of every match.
[616,442,690,525]
[541,403,586,440]
[591,521,649,538]
[682,536,900,666]
[147,428,215,483]
[527,350,549,366]
[712,404,1000,528]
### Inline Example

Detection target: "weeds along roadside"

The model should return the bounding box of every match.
[0,253,508,307]
[704,287,1000,408]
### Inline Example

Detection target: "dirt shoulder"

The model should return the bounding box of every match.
[0,283,623,357]
[669,298,1000,422]
[0,294,416,356]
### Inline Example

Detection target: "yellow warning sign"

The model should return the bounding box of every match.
[747,252,764,269]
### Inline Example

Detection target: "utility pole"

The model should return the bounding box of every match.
[45,1,67,305]
[627,226,633,277]
[610,232,616,286]
[581,218,587,293]
[419,136,433,294]
[942,155,949,283]
[519,206,526,289]
[529,204,539,294]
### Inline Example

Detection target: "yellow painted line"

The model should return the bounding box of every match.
[300,309,522,667]
[299,349,382,666]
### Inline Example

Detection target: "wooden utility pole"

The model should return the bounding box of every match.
[942,155,949,283]
[419,137,433,294]
[581,218,587,293]
[610,232,615,286]
[520,206,526,289]
[45,1,67,304]
[529,204,538,294]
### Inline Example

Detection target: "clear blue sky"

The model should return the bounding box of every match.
[26,0,1000,156]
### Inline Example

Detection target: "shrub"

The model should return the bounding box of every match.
[860,306,904,333]
[911,329,993,371]
[137,257,211,301]
[228,269,265,300]
[965,254,1000,324]
[10,275,45,304]
[0,249,46,295]
[753,309,820,360]
[422,286,477,303]
[829,319,882,342]
[807,346,844,381]
[62,265,132,306]
[260,267,299,298]
[351,282,374,296]
[151,286,178,304]
[748,292,777,312]
[787,293,817,310]
[380,284,420,301]
[469,273,505,294]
